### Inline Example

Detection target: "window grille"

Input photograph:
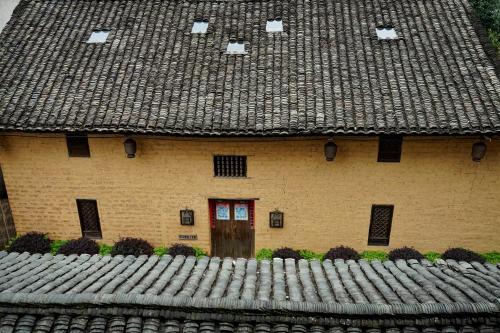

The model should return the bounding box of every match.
[368,205,394,246]
[214,155,247,177]
[76,199,102,238]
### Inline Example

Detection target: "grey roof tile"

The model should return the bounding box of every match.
[0,0,499,136]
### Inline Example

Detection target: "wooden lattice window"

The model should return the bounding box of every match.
[76,199,102,239]
[378,135,402,162]
[66,133,90,157]
[368,205,394,246]
[214,155,247,177]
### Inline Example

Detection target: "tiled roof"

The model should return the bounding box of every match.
[0,0,499,136]
[0,251,500,333]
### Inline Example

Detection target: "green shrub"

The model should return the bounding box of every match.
[8,232,51,254]
[272,247,302,260]
[51,240,69,255]
[154,246,168,256]
[57,238,99,255]
[299,249,323,261]
[193,246,208,257]
[256,248,273,261]
[442,247,485,263]
[324,246,360,261]
[360,250,388,261]
[482,251,500,264]
[424,251,441,262]
[99,243,113,256]
[111,237,154,256]
[388,247,424,261]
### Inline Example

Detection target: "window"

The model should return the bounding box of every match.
[87,29,110,43]
[226,40,247,54]
[76,199,102,239]
[192,19,208,33]
[368,205,394,246]
[376,26,398,40]
[378,135,402,162]
[214,155,247,177]
[266,19,283,32]
[66,133,90,157]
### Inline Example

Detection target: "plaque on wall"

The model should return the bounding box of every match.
[178,234,198,240]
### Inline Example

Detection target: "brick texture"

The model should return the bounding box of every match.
[0,134,498,253]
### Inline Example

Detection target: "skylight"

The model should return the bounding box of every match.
[376,26,398,40]
[266,19,283,32]
[226,40,247,54]
[192,20,209,34]
[87,30,110,43]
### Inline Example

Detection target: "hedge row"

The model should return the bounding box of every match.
[5,233,500,263]
[6,232,207,258]
[257,246,500,264]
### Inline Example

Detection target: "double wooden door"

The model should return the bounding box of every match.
[210,200,255,258]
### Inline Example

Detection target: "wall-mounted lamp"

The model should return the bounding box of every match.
[270,210,284,228]
[124,138,137,158]
[324,139,337,161]
[471,141,487,162]
[180,209,195,225]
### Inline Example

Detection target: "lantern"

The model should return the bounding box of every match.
[180,209,195,226]
[270,210,284,228]
[471,142,486,162]
[124,138,137,158]
[324,140,337,161]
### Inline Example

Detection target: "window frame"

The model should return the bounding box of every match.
[76,199,102,239]
[66,133,90,158]
[367,204,394,246]
[213,155,247,178]
[377,135,402,162]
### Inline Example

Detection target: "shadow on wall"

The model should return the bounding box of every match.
[0,0,21,33]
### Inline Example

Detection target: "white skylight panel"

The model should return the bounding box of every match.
[87,30,110,43]
[192,20,209,34]
[266,19,283,32]
[376,26,398,40]
[226,41,247,54]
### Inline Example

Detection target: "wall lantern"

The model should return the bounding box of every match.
[124,138,137,158]
[270,210,284,228]
[180,209,195,226]
[324,139,337,161]
[471,142,487,162]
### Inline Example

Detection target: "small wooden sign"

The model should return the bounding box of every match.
[178,234,197,240]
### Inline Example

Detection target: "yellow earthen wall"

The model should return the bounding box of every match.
[0,134,498,253]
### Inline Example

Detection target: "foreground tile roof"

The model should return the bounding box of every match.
[0,0,499,136]
[0,251,499,332]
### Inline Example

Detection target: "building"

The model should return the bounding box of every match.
[0,0,499,256]
[0,251,499,332]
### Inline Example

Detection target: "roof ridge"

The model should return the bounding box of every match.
[0,292,498,319]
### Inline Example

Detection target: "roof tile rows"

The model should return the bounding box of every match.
[0,251,499,304]
[0,251,500,332]
[0,0,499,135]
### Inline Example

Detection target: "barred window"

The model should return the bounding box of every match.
[368,205,394,246]
[76,199,102,239]
[214,155,247,177]
[378,135,402,162]
[66,133,90,157]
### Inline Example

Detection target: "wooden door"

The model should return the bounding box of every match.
[210,200,254,258]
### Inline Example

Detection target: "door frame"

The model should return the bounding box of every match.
[208,199,255,258]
